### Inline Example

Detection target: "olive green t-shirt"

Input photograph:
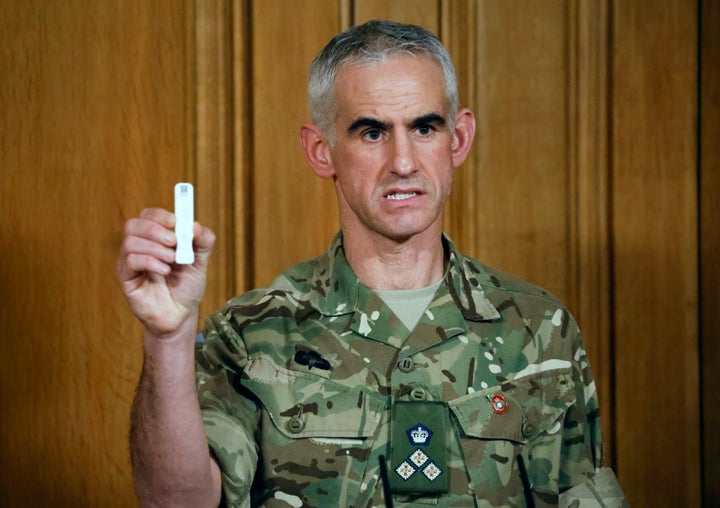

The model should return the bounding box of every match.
[374,279,443,331]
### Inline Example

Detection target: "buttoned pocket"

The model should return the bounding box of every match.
[447,368,576,505]
[449,368,575,443]
[241,352,385,439]
[239,352,386,507]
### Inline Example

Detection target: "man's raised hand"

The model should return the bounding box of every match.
[117,207,215,338]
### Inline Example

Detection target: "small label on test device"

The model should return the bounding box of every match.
[174,182,195,264]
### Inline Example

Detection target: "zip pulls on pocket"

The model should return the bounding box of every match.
[517,454,535,508]
[378,455,394,508]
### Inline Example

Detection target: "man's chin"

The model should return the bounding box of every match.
[376,222,439,244]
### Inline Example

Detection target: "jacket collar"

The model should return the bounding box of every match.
[309,232,500,324]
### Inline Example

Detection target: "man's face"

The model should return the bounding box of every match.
[325,54,463,243]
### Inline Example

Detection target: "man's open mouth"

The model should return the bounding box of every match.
[385,192,418,200]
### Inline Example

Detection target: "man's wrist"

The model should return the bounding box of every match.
[142,313,200,360]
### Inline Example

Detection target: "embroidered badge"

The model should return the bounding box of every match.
[293,350,331,371]
[395,452,443,482]
[396,423,444,483]
[389,401,449,493]
[395,461,415,480]
[409,449,429,467]
[423,463,442,481]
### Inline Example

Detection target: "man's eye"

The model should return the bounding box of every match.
[416,125,434,136]
[363,129,383,141]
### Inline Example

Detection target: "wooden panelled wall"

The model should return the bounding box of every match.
[1,1,717,506]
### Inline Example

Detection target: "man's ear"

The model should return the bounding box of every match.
[450,108,476,167]
[299,123,335,179]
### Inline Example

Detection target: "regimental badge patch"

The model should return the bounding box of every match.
[388,401,450,494]
[490,393,508,414]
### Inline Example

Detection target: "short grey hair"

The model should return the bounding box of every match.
[308,19,459,144]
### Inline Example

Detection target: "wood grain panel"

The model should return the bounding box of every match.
[0,1,187,505]
[700,0,720,502]
[611,1,700,505]
[251,0,340,287]
[446,0,573,305]
[445,0,615,469]
[354,0,440,29]
[0,1,712,505]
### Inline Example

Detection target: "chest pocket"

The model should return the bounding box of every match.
[449,368,575,442]
[241,353,385,438]
[239,353,385,507]
[447,368,576,504]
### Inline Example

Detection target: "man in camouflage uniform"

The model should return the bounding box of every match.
[118,20,626,508]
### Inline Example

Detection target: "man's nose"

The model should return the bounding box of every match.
[391,134,418,175]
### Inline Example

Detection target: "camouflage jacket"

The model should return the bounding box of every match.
[196,234,626,507]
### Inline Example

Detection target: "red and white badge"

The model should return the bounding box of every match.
[490,394,508,414]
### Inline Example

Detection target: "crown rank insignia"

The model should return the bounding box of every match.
[407,423,432,445]
[390,402,449,492]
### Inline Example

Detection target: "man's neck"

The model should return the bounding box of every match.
[342,228,446,290]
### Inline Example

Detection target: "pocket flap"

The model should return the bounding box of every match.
[241,353,384,439]
[448,368,575,443]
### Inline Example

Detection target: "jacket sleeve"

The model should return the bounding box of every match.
[196,309,261,507]
[559,329,628,507]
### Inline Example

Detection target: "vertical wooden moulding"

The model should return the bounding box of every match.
[192,0,249,316]
[231,0,252,295]
[569,0,614,469]
[340,0,352,29]
[442,0,479,255]
[700,0,720,503]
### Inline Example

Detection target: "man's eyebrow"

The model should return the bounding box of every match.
[347,114,447,134]
[409,113,446,129]
[347,117,391,134]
